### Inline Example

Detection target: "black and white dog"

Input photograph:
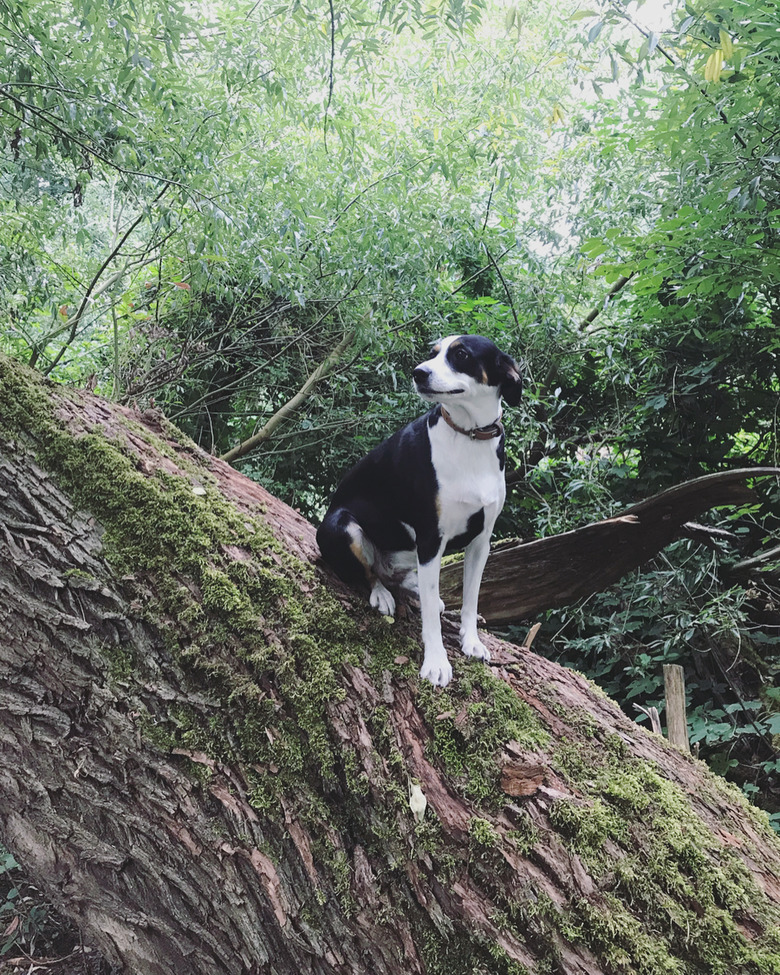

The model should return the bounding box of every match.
[317,334,522,687]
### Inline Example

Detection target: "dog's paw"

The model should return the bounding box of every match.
[370,581,396,616]
[460,630,491,661]
[419,653,453,687]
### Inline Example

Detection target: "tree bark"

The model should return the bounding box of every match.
[1,353,780,975]
[440,468,780,625]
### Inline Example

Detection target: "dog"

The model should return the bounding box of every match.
[317,334,522,687]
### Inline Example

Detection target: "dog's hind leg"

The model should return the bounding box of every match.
[369,578,395,616]
[316,508,396,615]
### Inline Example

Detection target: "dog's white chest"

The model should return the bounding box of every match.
[430,429,505,527]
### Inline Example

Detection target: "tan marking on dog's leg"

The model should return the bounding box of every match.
[347,523,378,587]
[349,538,372,574]
[347,525,394,613]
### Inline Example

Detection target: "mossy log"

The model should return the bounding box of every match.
[1,352,780,975]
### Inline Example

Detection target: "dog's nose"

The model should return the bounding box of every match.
[413,366,430,385]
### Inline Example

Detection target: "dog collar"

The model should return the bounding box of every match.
[440,407,504,441]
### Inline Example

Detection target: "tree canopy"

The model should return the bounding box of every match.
[1,0,779,879]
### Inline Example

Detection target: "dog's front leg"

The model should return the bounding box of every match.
[417,550,452,687]
[459,530,492,662]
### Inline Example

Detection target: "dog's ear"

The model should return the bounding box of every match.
[498,354,523,406]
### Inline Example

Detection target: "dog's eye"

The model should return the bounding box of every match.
[453,347,470,364]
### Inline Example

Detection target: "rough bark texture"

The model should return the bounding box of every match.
[1,353,780,975]
[440,468,780,625]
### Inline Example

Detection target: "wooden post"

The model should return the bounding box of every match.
[663,664,690,753]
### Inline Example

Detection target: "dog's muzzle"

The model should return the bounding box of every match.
[413,367,464,396]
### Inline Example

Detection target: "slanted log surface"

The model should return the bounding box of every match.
[1,355,780,975]
[440,468,780,625]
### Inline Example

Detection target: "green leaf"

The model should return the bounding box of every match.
[587,20,604,43]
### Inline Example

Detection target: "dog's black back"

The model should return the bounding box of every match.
[317,412,437,583]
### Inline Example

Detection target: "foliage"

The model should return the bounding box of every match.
[0,847,77,961]
[541,0,780,823]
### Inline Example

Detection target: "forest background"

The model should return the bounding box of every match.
[0,0,778,906]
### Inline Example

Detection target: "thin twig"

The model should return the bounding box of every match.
[40,186,169,375]
[220,327,357,463]
[168,276,364,421]
[482,181,495,234]
[324,0,336,152]
[482,241,520,330]
[578,272,635,331]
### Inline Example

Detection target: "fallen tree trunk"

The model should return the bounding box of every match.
[1,353,780,975]
[440,468,780,625]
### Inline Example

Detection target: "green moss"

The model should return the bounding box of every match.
[416,661,549,808]
[416,923,531,975]
[543,725,780,973]
[469,816,499,848]
[571,895,685,975]
[568,891,780,975]
[199,566,248,613]
[100,639,136,682]
[0,358,372,803]
[506,810,540,856]
[62,568,101,586]
[330,848,357,916]
[2,355,471,920]
[549,796,629,864]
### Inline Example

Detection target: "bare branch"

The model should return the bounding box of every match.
[38,187,169,375]
[482,241,520,330]
[441,467,780,624]
[220,328,356,464]
[324,0,336,152]
[578,272,635,330]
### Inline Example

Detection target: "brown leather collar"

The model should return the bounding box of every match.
[440,406,504,441]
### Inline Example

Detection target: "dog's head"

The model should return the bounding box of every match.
[413,335,523,407]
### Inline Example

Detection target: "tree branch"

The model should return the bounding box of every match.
[220,328,356,464]
[440,467,780,624]
[37,187,169,375]
[2,354,780,975]
[482,241,520,330]
[323,0,336,152]
[578,272,635,330]
[481,180,495,234]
